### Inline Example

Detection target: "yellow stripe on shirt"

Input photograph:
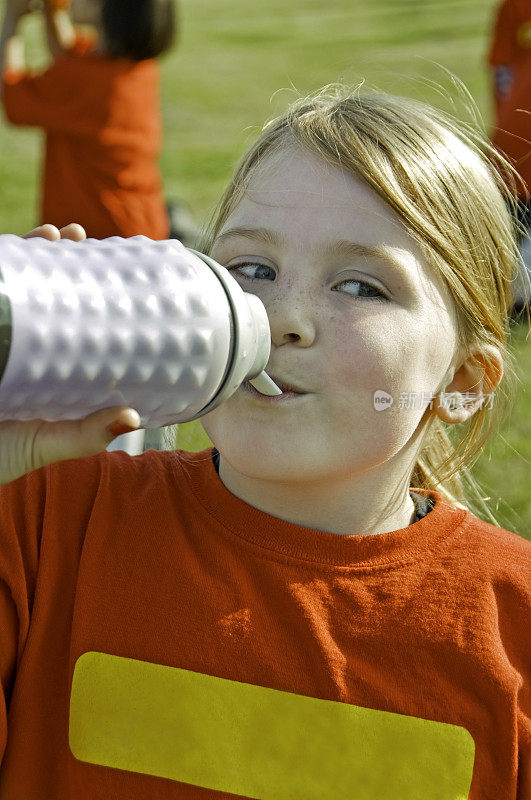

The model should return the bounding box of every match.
[69,651,475,799]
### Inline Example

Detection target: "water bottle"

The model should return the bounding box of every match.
[0,235,281,428]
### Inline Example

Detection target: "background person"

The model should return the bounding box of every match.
[0,0,175,240]
[488,0,531,313]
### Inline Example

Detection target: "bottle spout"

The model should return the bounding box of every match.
[248,371,283,396]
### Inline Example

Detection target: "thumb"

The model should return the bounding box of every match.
[32,406,142,469]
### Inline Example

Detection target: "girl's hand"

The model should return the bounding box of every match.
[22,222,86,242]
[0,223,141,486]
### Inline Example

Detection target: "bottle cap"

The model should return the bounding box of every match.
[186,251,282,413]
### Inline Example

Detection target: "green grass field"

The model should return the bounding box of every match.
[0,0,529,536]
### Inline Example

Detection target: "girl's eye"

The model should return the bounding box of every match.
[228,262,275,281]
[335,279,388,301]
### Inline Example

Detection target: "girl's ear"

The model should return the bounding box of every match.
[433,345,504,424]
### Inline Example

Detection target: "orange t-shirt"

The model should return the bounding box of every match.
[0,448,529,798]
[1,38,169,239]
[489,0,531,195]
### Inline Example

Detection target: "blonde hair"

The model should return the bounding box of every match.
[202,84,524,524]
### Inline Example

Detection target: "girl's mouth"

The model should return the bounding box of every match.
[242,381,307,402]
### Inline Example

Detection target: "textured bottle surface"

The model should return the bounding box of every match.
[0,235,240,427]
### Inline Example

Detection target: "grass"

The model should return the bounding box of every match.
[472,321,531,536]
[0,0,529,537]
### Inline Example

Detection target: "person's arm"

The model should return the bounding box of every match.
[2,0,97,131]
[0,0,32,76]
[43,1,75,58]
[2,22,77,129]
[0,224,141,487]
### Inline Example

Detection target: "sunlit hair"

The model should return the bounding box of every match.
[202,84,526,523]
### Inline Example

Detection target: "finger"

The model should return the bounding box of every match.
[32,406,142,470]
[58,223,86,241]
[84,406,142,447]
[23,224,60,241]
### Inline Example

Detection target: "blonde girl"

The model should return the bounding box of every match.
[0,86,528,799]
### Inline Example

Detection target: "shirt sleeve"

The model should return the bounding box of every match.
[0,469,47,764]
[1,35,96,132]
[0,582,18,762]
[517,628,531,799]
[493,562,531,799]
[518,722,531,800]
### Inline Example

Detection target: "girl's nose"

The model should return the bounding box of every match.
[267,299,317,348]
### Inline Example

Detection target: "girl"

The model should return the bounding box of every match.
[0,0,175,239]
[0,86,529,799]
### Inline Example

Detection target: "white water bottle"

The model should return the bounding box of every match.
[0,235,281,427]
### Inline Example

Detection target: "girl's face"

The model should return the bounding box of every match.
[202,146,461,486]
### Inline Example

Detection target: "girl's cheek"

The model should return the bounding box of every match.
[329,322,423,408]
[329,323,390,378]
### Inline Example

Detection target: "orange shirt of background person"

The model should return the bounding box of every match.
[1,0,175,240]
[489,0,531,197]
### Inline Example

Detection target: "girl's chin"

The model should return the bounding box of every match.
[213,438,334,482]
